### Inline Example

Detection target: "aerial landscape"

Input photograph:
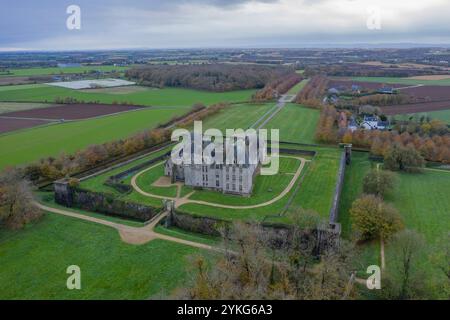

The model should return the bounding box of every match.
[0,0,449,308]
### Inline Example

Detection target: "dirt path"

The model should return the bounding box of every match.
[36,202,215,250]
[131,156,308,209]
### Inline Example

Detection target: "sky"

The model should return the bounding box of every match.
[1,0,450,51]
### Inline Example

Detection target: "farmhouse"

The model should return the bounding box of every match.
[164,136,259,196]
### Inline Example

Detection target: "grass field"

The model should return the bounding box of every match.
[0,84,255,107]
[385,170,450,243]
[135,162,178,198]
[0,106,188,169]
[0,213,201,299]
[350,76,450,86]
[394,109,450,124]
[198,103,274,131]
[287,79,309,95]
[264,104,319,144]
[0,66,130,77]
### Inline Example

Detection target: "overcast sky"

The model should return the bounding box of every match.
[1,0,450,51]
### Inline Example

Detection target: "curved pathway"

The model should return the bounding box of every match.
[130,156,308,209]
[35,202,215,250]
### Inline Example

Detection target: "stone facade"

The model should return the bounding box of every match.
[165,159,258,196]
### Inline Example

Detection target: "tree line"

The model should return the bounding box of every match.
[294,75,329,108]
[126,63,296,92]
[315,105,450,165]
[252,73,302,101]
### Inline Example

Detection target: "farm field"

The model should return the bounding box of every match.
[264,104,320,144]
[0,106,189,170]
[401,109,450,124]
[0,102,54,114]
[1,103,145,121]
[0,65,130,77]
[0,84,255,107]
[381,100,450,115]
[350,76,450,86]
[0,213,201,299]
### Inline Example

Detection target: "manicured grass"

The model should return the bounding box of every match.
[0,84,255,107]
[264,104,320,144]
[0,66,129,77]
[338,152,373,238]
[0,107,188,169]
[135,162,178,198]
[287,79,309,95]
[198,103,274,131]
[287,147,341,218]
[0,213,201,299]
[385,170,450,243]
[350,76,450,86]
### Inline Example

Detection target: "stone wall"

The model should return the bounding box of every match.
[54,180,160,222]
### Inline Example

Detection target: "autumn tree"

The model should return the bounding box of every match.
[0,168,42,230]
[362,168,396,198]
[384,144,425,172]
[350,194,403,241]
[174,221,357,300]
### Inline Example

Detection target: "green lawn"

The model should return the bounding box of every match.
[135,162,178,198]
[0,213,201,299]
[0,66,130,77]
[0,84,255,107]
[287,79,309,95]
[385,170,450,243]
[264,104,319,144]
[198,102,274,131]
[0,107,189,170]
[350,76,450,86]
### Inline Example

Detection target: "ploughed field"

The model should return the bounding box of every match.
[0,118,51,134]
[1,103,144,121]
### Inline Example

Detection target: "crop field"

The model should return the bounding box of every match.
[0,106,189,170]
[0,84,255,107]
[0,65,130,77]
[264,104,319,144]
[0,102,56,114]
[0,213,201,299]
[350,76,450,86]
[0,103,145,126]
